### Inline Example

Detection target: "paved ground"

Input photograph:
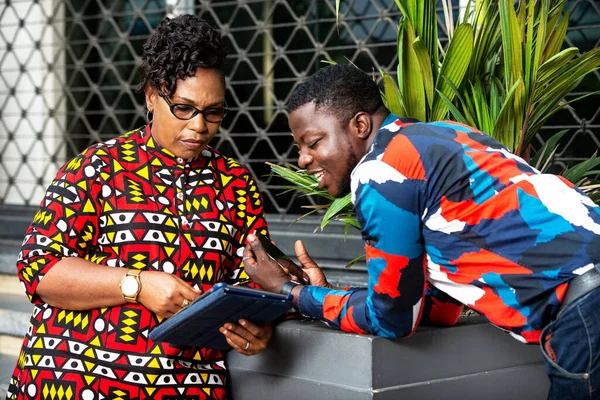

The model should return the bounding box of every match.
[0,353,16,398]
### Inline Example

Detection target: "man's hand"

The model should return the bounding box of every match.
[138,271,201,319]
[219,319,272,356]
[294,240,331,288]
[243,234,290,293]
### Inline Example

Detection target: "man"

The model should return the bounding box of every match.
[243,64,600,399]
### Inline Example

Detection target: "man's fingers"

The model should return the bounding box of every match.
[294,240,319,269]
[247,234,269,261]
[243,244,257,269]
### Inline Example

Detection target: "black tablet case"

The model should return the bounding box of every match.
[149,282,294,349]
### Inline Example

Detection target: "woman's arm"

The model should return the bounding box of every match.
[19,148,200,318]
[36,257,200,318]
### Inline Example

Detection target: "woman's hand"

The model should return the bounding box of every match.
[138,271,201,319]
[219,319,272,355]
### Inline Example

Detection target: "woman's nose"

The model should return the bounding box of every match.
[187,112,208,132]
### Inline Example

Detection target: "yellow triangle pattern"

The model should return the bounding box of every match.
[82,199,96,214]
[113,159,124,173]
[220,173,233,187]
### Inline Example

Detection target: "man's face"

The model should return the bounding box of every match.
[289,103,359,198]
[146,67,226,160]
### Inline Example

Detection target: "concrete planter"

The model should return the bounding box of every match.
[227,318,548,400]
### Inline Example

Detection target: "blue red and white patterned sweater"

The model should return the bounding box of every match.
[297,115,600,344]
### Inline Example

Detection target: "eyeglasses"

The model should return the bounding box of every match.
[160,95,228,123]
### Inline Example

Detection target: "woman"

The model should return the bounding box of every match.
[7,15,271,400]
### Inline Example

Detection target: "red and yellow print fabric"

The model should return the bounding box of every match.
[7,126,268,400]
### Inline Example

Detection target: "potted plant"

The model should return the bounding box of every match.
[271,0,600,234]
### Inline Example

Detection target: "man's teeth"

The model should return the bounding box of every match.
[315,172,325,182]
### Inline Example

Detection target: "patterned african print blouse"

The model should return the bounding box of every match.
[7,126,268,400]
[298,115,600,344]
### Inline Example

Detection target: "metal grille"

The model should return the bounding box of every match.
[1,0,599,214]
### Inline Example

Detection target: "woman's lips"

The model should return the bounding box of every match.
[181,140,203,150]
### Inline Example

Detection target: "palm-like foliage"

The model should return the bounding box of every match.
[271,0,600,232]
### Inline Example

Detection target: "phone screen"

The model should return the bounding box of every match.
[255,232,309,285]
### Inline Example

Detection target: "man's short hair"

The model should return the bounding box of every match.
[287,64,384,125]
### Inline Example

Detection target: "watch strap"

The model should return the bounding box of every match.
[121,269,142,303]
[280,280,302,296]
[128,269,142,277]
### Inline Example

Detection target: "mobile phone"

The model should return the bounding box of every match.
[255,232,309,285]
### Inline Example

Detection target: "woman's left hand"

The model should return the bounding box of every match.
[219,319,272,356]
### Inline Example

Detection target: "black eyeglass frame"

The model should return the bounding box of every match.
[160,94,229,123]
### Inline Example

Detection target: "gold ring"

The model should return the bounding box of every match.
[182,299,189,308]
[244,341,250,350]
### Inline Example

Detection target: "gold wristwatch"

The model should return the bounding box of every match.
[120,269,142,303]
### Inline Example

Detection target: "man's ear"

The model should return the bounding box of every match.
[353,112,373,141]
[145,87,157,112]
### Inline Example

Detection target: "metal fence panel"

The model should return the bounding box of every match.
[1,0,599,215]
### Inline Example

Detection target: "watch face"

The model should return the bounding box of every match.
[121,276,139,297]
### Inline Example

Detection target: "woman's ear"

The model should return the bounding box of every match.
[145,87,157,112]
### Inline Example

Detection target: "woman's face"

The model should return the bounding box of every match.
[145,67,226,160]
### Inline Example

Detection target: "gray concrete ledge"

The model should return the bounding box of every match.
[227,319,549,400]
[0,294,31,338]
[0,297,549,399]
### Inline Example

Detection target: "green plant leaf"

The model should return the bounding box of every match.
[441,75,478,127]
[397,18,427,121]
[563,153,600,185]
[537,48,579,84]
[472,81,493,134]
[394,0,409,18]
[468,0,500,79]
[531,129,569,171]
[489,77,502,126]
[493,78,523,152]
[380,69,407,116]
[413,38,435,108]
[436,89,469,125]
[345,254,366,268]
[321,194,353,230]
[499,0,526,152]
[431,22,474,121]
[531,0,548,91]
[337,217,361,230]
[545,10,570,62]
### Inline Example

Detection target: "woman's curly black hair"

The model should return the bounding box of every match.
[137,15,227,97]
[287,64,384,125]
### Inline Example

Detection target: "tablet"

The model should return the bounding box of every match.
[149,282,294,349]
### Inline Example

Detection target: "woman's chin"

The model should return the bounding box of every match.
[173,147,204,160]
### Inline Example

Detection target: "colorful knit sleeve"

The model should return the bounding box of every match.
[298,153,428,338]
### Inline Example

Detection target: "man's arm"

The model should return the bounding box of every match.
[293,159,428,338]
